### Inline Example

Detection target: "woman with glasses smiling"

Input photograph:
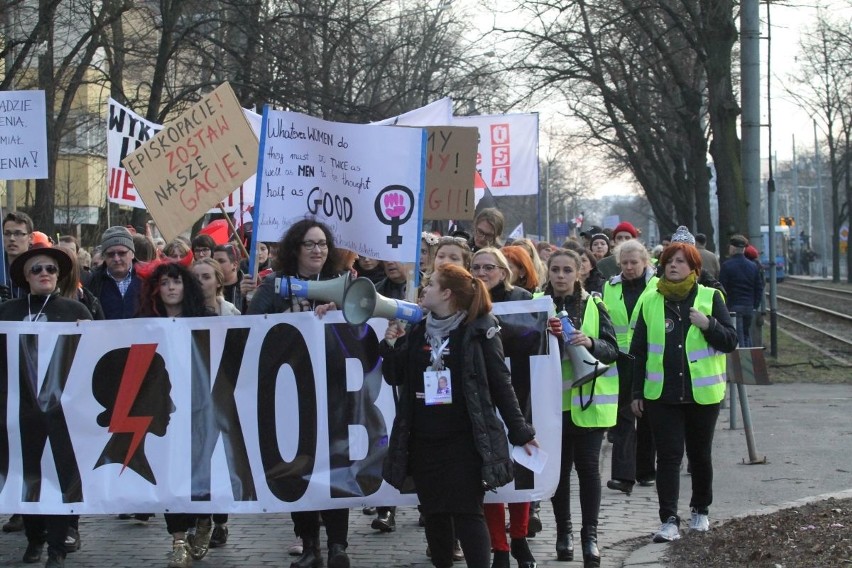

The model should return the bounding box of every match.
[469,247,539,568]
[246,218,351,568]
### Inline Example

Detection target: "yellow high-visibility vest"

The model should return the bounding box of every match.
[640,286,727,404]
[559,296,619,427]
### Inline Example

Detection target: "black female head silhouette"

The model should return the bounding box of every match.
[92,345,175,484]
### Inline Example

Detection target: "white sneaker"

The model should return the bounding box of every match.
[689,510,710,532]
[653,516,681,542]
[287,540,303,556]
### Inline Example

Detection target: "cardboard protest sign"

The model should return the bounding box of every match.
[223,108,262,214]
[423,126,478,220]
[107,99,162,207]
[122,83,258,241]
[109,100,260,214]
[0,90,48,180]
[452,112,540,196]
[253,110,425,262]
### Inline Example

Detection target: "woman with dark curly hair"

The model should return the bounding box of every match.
[137,261,210,318]
[247,218,350,568]
[136,260,214,568]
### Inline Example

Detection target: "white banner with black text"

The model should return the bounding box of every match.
[0,298,561,514]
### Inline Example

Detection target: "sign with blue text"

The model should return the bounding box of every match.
[0,90,48,180]
[253,110,426,261]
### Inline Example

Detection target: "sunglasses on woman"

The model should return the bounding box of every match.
[30,264,59,275]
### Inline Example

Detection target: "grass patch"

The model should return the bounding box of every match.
[758,326,851,384]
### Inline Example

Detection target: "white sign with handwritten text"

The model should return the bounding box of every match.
[0,90,48,180]
[253,110,426,262]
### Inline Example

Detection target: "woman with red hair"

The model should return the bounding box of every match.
[501,245,540,294]
[629,228,737,544]
[381,264,538,568]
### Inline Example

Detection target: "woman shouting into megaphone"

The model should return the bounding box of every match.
[381,263,538,568]
[543,248,618,568]
[246,218,351,568]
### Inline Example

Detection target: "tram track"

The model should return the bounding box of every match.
[777,280,852,317]
[768,283,852,359]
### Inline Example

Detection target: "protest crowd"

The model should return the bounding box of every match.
[1,205,757,568]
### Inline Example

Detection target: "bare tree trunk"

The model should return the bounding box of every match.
[130,0,188,232]
[34,42,57,235]
[702,0,746,249]
[845,130,851,283]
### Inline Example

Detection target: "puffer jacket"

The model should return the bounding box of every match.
[380,312,535,491]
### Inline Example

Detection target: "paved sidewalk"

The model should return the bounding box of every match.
[0,383,849,567]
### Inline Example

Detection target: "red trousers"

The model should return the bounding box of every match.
[483,502,530,551]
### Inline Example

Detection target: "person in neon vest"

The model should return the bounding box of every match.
[629,227,737,543]
[601,239,659,496]
[544,249,618,567]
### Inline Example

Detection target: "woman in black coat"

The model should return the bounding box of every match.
[470,247,536,567]
[381,264,538,568]
[247,218,350,568]
[1,244,92,567]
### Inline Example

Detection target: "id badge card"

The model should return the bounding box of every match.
[424,370,453,405]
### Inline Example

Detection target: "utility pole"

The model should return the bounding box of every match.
[814,120,830,279]
[741,0,761,247]
[792,136,800,274]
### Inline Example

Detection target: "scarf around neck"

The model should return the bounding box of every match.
[657,273,697,301]
[425,310,467,369]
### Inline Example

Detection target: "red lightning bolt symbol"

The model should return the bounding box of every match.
[109,343,158,474]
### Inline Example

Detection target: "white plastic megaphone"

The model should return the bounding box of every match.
[558,311,610,388]
[342,277,423,326]
[274,274,350,305]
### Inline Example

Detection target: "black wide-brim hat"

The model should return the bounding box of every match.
[10,243,72,289]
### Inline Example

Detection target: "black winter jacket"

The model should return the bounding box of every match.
[380,313,536,491]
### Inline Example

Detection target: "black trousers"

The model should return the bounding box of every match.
[23,514,71,558]
[636,413,656,480]
[610,404,637,482]
[551,412,605,529]
[610,407,657,482]
[423,511,490,568]
[292,509,349,547]
[645,400,720,523]
[165,513,198,535]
